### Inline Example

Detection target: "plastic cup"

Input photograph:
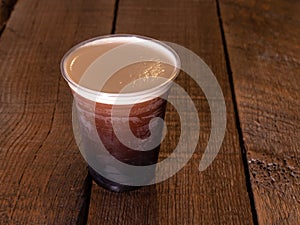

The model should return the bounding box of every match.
[60,34,180,192]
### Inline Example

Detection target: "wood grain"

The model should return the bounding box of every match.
[0,0,115,224]
[87,0,254,224]
[219,0,300,224]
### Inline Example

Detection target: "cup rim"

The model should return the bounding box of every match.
[60,34,181,104]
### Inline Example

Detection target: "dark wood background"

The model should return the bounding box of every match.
[0,0,299,224]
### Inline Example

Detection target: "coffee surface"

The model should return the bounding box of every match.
[64,40,177,93]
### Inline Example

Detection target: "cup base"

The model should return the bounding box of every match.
[88,166,141,192]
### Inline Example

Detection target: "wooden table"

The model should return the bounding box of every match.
[0,0,299,224]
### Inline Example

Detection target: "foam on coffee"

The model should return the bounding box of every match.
[61,35,180,104]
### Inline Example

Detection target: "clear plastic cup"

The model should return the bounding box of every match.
[60,34,180,192]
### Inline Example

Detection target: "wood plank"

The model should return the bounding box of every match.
[219,0,300,224]
[87,0,254,224]
[0,0,115,224]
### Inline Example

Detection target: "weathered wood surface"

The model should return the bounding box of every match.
[219,0,300,224]
[87,0,254,224]
[1,0,298,224]
[0,0,115,224]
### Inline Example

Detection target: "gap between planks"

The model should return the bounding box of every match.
[215,0,259,224]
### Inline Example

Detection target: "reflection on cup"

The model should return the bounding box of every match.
[61,34,180,192]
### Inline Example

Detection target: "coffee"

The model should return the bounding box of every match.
[61,35,180,192]
[64,43,175,93]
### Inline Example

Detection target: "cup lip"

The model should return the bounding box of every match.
[60,34,181,104]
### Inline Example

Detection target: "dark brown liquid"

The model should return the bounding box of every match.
[74,93,167,192]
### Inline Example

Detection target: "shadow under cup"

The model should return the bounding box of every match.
[60,35,180,192]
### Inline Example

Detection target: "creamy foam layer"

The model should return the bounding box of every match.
[61,35,180,104]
